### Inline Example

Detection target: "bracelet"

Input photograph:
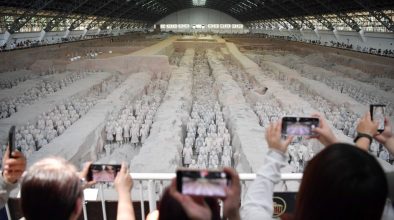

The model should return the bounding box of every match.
[354,132,373,144]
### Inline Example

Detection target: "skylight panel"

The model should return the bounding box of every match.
[192,0,206,6]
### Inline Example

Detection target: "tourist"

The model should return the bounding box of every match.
[147,167,241,220]
[241,116,390,220]
[0,146,26,208]
[20,158,134,220]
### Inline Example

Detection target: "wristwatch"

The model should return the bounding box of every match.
[354,132,373,144]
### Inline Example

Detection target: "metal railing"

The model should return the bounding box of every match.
[6,172,303,220]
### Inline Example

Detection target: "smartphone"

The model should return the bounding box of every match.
[281,117,320,136]
[8,126,16,158]
[370,104,386,133]
[176,169,230,197]
[87,164,121,182]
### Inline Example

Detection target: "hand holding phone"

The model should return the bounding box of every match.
[309,113,338,147]
[87,164,121,182]
[176,169,230,197]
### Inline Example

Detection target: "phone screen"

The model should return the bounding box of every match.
[87,164,121,182]
[8,126,16,158]
[371,105,386,132]
[281,117,319,136]
[176,169,229,197]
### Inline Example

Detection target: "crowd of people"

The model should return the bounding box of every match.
[0,72,87,119]
[1,36,86,52]
[222,54,317,172]
[7,39,42,50]
[14,98,97,158]
[5,74,122,160]
[253,100,317,172]
[250,55,394,167]
[0,74,32,90]
[103,78,168,157]
[183,103,233,169]
[182,51,235,169]
[169,52,183,66]
[305,73,393,116]
[371,77,394,93]
[244,33,394,58]
[1,110,393,220]
[0,67,57,90]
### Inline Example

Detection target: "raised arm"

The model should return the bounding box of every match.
[115,163,135,220]
[310,113,338,147]
[241,121,293,220]
[374,117,394,155]
[355,112,378,151]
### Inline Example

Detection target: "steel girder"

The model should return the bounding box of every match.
[7,0,55,34]
[288,0,334,31]
[314,0,362,32]
[86,0,132,30]
[353,0,394,31]
[44,0,90,32]
[270,1,315,30]
[255,1,301,30]
[68,0,116,31]
[100,3,145,30]
[1,0,394,32]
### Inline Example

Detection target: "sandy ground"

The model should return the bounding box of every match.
[2,34,394,200]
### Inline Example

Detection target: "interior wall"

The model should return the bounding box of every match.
[157,8,241,25]
[251,28,394,51]
[156,8,247,33]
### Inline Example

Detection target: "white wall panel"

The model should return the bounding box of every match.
[156,8,241,25]
[252,28,394,51]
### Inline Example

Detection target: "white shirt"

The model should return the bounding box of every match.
[241,149,287,220]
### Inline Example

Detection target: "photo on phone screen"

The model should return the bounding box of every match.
[176,169,229,197]
[87,164,121,182]
[370,104,386,132]
[281,117,320,136]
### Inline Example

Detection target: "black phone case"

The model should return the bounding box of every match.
[8,126,16,158]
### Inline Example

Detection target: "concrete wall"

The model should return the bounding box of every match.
[251,28,394,51]
[44,31,66,43]
[0,28,137,49]
[156,8,248,34]
[157,8,241,25]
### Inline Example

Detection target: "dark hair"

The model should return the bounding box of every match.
[294,143,388,220]
[21,157,83,220]
[158,187,221,220]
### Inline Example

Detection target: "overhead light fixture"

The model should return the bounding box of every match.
[192,0,206,6]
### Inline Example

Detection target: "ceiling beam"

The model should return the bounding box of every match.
[353,0,394,31]
[44,0,91,32]
[314,0,362,32]
[86,0,131,30]
[257,2,301,30]
[68,0,115,31]
[100,3,145,30]
[289,0,335,30]
[7,0,55,34]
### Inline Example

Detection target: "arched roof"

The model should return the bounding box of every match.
[0,0,393,32]
[1,0,393,23]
